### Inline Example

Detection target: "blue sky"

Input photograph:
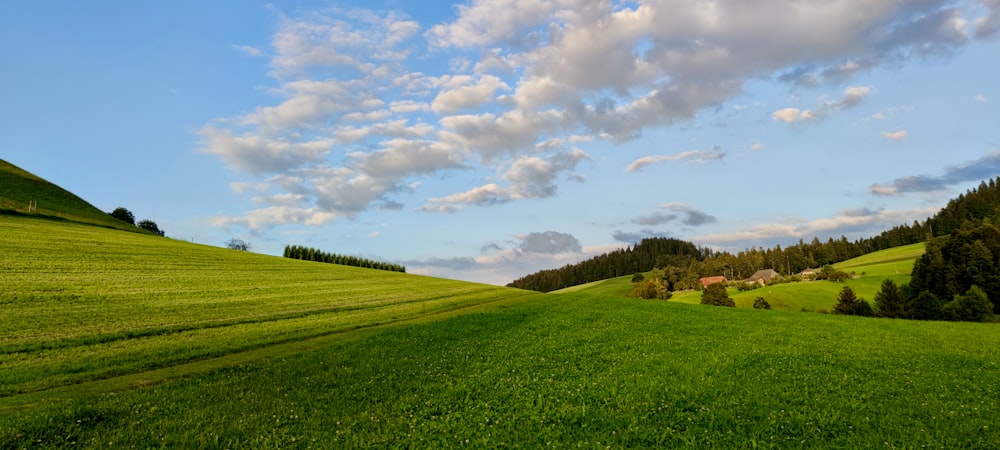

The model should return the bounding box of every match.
[2,0,998,284]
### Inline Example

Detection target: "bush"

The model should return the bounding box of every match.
[701,283,735,307]
[225,238,252,251]
[736,282,760,292]
[108,207,135,225]
[752,297,771,309]
[631,273,645,283]
[137,219,164,237]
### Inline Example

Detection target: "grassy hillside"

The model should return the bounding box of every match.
[3,292,999,448]
[557,243,925,311]
[0,215,535,397]
[0,159,143,232]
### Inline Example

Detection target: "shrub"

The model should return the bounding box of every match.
[701,283,735,307]
[752,297,771,309]
[631,273,645,283]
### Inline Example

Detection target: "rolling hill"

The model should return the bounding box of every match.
[0,159,146,233]
[2,163,999,448]
[552,242,925,311]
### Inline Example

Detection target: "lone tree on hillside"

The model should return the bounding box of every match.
[701,283,735,307]
[137,219,165,237]
[225,238,252,251]
[108,207,136,225]
[753,297,772,309]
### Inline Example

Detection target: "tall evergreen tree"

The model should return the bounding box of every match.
[873,279,907,318]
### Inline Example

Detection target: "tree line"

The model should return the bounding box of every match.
[283,245,406,273]
[509,177,1000,294]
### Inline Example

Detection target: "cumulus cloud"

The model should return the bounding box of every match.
[419,149,588,212]
[870,152,1000,196]
[517,231,582,254]
[881,130,909,141]
[200,1,998,229]
[771,85,873,124]
[625,149,725,173]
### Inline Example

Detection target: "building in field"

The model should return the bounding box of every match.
[746,269,780,285]
[699,275,726,288]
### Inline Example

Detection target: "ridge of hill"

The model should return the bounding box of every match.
[0,159,146,233]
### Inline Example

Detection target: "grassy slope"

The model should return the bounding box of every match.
[0,159,143,233]
[0,215,536,397]
[556,243,925,311]
[3,295,999,448]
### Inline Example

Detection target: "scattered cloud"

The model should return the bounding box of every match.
[625,149,725,173]
[612,229,672,244]
[870,105,914,120]
[881,130,909,141]
[201,1,996,230]
[976,94,988,103]
[870,152,1000,196]
[694,206,938,249]
[633,204,717,227]
[517,231,582,254]
[233,45,263,56]
[771,85,873,124]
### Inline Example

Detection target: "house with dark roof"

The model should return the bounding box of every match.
[699,275,726,288]
[746,269,780,285]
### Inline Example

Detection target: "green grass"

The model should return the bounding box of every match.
[0,215,535,397]
[3,295,999,448]
[557,243,926,312]
[0,159,144,232]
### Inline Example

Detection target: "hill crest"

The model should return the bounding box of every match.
[0,159,148,233]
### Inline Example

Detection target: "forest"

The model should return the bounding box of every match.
[509,178,1000,294]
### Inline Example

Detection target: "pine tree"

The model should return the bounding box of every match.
[873,279,907,318]
[833,286,860,315]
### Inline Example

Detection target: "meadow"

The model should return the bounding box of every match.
[4,202,998,448]
[556,243,925,312]
[3,294,999,448]
[0,215,533,397]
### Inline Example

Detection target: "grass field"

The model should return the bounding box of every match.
[555,243,925,312]
[3,294,999,448]
[0,159,145,233]
[0,215,534,397]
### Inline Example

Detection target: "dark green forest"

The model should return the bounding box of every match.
[509,178,1000,294]
[283,244,406,273]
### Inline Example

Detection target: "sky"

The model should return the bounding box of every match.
[2,0,999,285]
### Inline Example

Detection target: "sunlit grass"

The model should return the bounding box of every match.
[3,295,998,448]
[0,216,532,395]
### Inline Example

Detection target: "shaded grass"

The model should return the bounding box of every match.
[3,295,998,448]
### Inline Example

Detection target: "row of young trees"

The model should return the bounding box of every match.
[283,245,406,273]
[510,177,1000,294]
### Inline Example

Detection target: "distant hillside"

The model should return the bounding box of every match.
[0,159,146,233]
[511,177,1000,292]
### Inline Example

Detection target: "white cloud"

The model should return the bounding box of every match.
[772,85,872,124]
[625,149,725,172]
[431,75,510,113]
[233,45,263,56]
[975,94,988,103]
[881,130,909,141]
[201,1,994,230]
